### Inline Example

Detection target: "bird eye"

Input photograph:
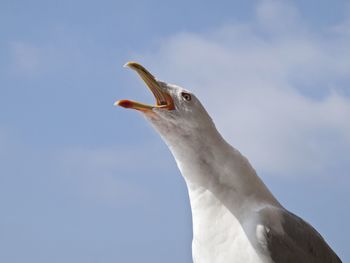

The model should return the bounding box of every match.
[181,92,192,101]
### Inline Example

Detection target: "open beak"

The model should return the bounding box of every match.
[114,62,174,111]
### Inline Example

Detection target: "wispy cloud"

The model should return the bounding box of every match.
[135,0,350,178]
[8,32,94,78]
[56,146,152,206]
[9,42,42,76]
[331,2,350,35]
[0,129,152,207]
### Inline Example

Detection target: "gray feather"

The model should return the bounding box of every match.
[259,207,341,263]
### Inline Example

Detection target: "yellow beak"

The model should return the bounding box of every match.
[114,62,174,111]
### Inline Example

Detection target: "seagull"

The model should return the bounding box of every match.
[115,62,342,263]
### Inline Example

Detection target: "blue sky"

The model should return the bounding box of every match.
[1,0,349,262]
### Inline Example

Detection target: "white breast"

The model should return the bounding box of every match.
[188,186,272,263]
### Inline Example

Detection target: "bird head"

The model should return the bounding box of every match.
[115,62,214,138]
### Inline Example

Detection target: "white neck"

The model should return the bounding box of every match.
[161,122,280,211]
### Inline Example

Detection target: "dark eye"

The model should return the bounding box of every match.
[181,92,192,101]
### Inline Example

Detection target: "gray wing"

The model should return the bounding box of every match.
[259,207,342,263]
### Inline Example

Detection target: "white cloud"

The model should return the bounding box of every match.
[133,0,350,178]
[0,128,153,206]
[255,0,301,34]
[8,41,73,77]
[9,42,42,75]
[8,34,89,77]
[55,145,156,206]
